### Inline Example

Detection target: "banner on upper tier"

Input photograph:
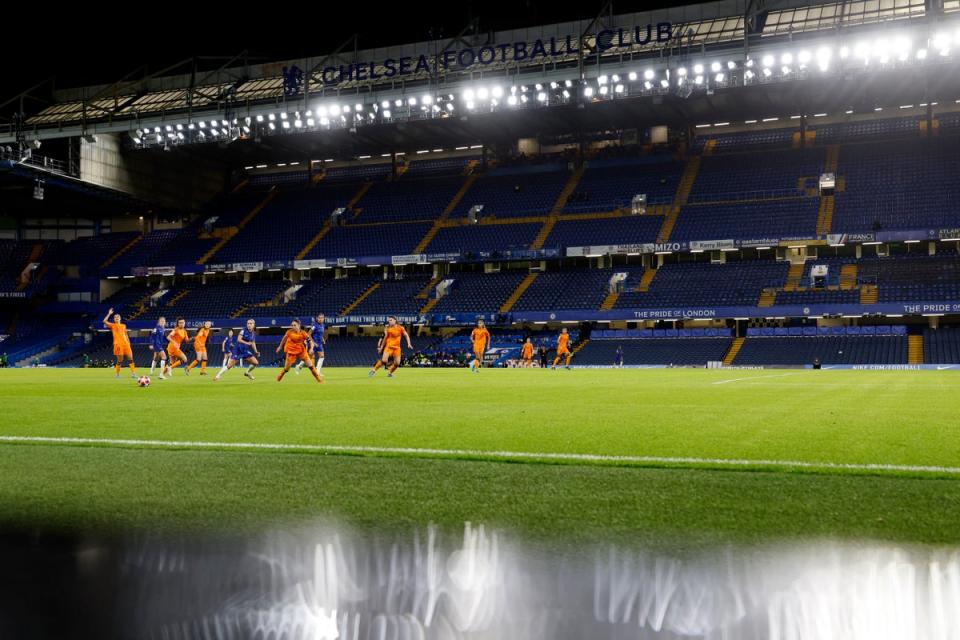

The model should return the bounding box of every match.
[316,23,675,86]
[391,254,429,266]
[689,239,736,252]
[823,364,960,370]
[292,259,328,270]
[566,242,686,257]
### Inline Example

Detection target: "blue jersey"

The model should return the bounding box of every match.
[236,327,257,358]
[223,336,237,355]
[310,323,325,351]
[150,326,166,350]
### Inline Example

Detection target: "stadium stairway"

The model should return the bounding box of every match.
[14,244,45,291]
[341,282,381,315]
[908,335,925,364]
[419,297,439,313]
[413,174,478,254]
[101,235,144,269]
[296,182,375,258]
[839,264,858,290]
[166,288,193,308]
[530,166,585,250]
[124,290,157,321]
[599,290,619,310]
[723,337,745,365]
[200,189,278,264]
[816,195,835,235]
[499,273,539,312]
[783,263,805,291]
[814,145,840,235]
[342,182,375,220]
[657,155,700,243]
[860,284,878,304]
[571,338,590,356]
[758,288,777,307]
[636,269,657,292]
[416,277,441,300]
[296,223,332,260]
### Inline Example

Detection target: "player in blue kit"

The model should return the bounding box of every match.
[296,312,326,378]
[214,319,260,381]
[148,316,168,379]
[220,329,237,367]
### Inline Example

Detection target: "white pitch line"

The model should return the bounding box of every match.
[712,372,801,385]
[1,435,959,476]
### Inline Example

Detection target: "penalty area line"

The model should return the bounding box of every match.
[1,435,960,477]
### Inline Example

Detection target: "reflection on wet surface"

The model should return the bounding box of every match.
[2,524,959,639]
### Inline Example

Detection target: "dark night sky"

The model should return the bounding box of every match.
[1,0,691,97]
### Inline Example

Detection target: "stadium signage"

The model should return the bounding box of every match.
[146,266,176,276]
[689,239,736,251]
[293,259,328,270]
[319,23,674,86]
[738,238,781,248]
[632,308,719,319]
[0,292,26,298]
[391,254,429,266]
[567,242,685,256]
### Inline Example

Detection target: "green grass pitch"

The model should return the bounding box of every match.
[1,367,959,549]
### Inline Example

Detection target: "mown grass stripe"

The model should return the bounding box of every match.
[3,435,960,476]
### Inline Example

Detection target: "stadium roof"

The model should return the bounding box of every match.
[1,0,959,159]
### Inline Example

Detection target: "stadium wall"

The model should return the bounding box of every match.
[79,134,226,209]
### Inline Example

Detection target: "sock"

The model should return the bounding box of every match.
[187,360,198,371]
[278,368,287,380]
[149,362,155,374]
[129,363,137,375]
[566,355,572,366]
[246,364,256,374]
[310,366,322,382]
[388,363,399,374]
[553,357,560,367]
[115,364,121,375]
[372,360,383,371]
[200,361,207,373]
[170,359,181,369]
[317,357,324,369]
[216,362,229,377]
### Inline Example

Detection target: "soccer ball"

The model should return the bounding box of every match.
[137,375,151,387]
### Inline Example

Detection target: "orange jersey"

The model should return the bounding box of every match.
[105,322,130,348]
[521,343,533,358]
[557,333,570,352]
[283,329,310,355]
[168,327,188,347]
[384,325,405,350]
[470,327,490,349]
[194,327,209,349]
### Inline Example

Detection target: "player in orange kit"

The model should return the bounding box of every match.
[369,316,412,378]
[551,327,573,370]
[163,318,190,377]
[187,321,212,375]
[102,308,137,378]
[275,319,323,383]
[520,337,534,368]
[469,319,490,373]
